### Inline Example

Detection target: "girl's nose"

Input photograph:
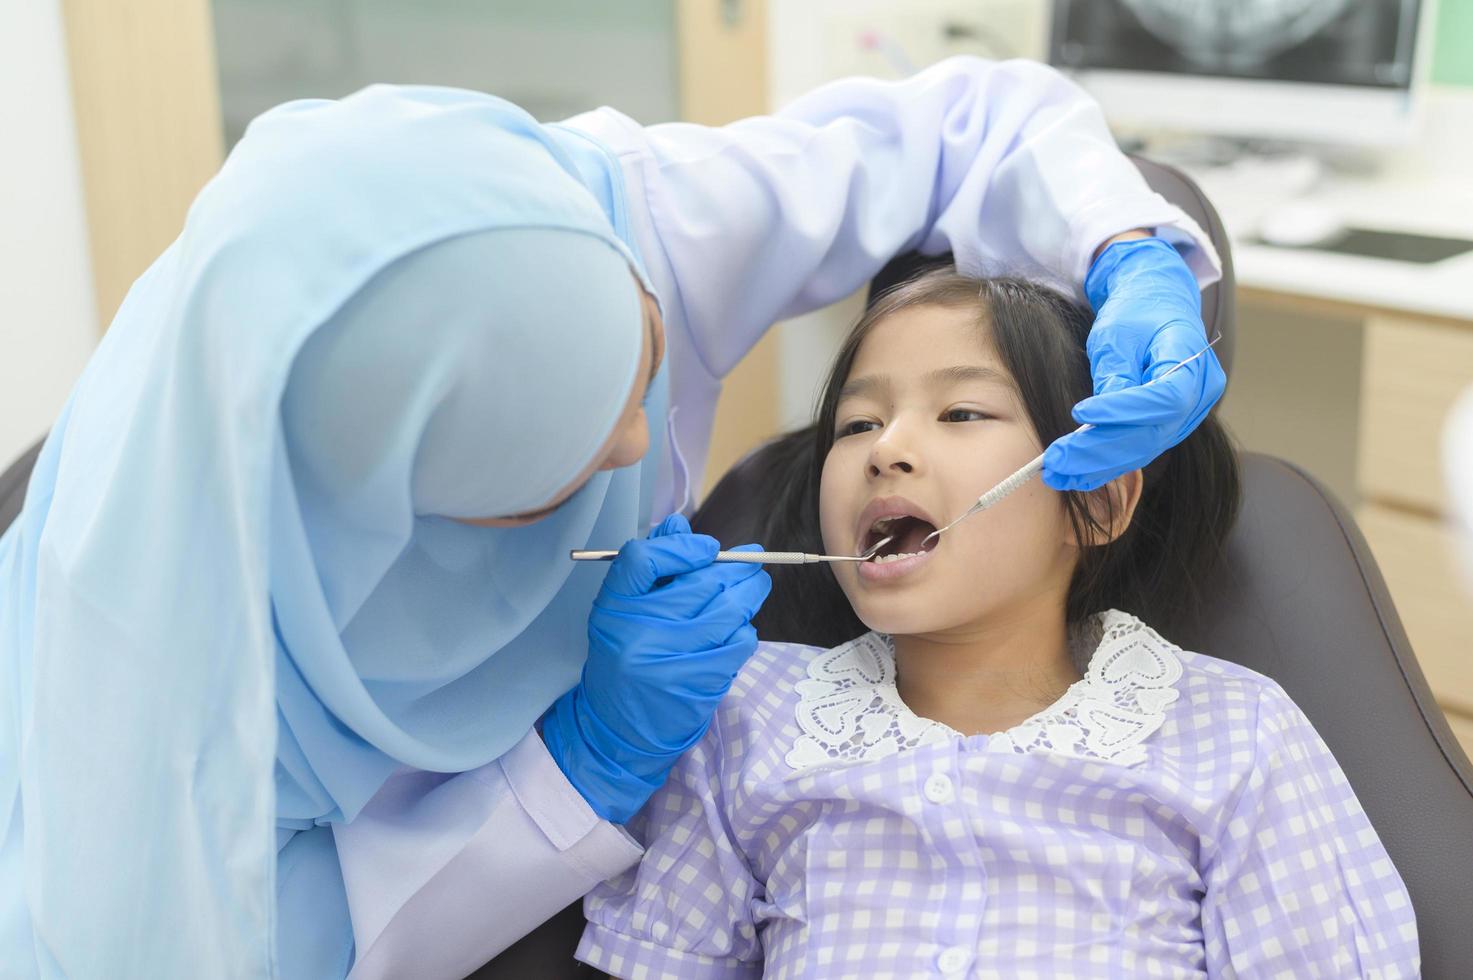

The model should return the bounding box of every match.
[866,426,920,478]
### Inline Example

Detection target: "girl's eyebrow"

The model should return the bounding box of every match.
[926,364,1015,390]
[839,364,1013,400]
[838,374,885,400]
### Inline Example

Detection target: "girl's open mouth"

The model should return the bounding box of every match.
[858,514,938,582]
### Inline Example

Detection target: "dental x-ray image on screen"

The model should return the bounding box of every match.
[1051,0,1421,89]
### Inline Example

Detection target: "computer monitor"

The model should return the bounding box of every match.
[1048,0,1433,147]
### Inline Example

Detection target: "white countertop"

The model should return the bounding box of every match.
[1230,174,1473,323]
[1192,88,1473,325]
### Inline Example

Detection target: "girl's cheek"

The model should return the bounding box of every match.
[816,478,839,551]
[819,500,848,556]
[818,460,859,555]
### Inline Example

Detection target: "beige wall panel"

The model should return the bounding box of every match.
[1444,708,1473,762]
[1359,317,1473,514]
[676,0,778,502]
[1358,503,1473,714]
[61,0,224,329]
[677,0,768,128]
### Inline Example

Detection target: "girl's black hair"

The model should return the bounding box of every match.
[735,269,1241,651]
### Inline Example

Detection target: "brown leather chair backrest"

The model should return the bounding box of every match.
[0,439,40,538]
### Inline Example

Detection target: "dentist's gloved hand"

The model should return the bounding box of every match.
[541,514,772,823]
[1043,237,1226,492]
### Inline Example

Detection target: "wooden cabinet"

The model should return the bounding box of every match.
[1447,711,1473,759]
[1356,314,1473,757]
[60,0,223,330]
[677,0,782,500]
[1359,317,1473,513]
[1359,505,1473,716]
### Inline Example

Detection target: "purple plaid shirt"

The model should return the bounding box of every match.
[576,611,1418,979]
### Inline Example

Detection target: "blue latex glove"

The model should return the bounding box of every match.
[1042,237,1226,492]
[541,514,772,823]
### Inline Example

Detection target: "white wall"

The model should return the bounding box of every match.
[0,0,98,466]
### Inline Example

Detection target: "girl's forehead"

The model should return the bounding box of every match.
[850,304,1002,375]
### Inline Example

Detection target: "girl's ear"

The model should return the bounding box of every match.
[1070,469,1144,547]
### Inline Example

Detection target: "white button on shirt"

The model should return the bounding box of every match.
[923,772,955,805]
[936,945,972,974]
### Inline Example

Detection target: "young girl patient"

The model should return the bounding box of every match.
[576,271,1418,978]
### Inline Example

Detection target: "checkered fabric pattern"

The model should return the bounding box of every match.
[577,612,1418,979]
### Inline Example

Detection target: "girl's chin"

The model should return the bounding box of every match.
[852,601,961,639]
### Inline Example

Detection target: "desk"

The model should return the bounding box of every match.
[1206,131,1473,756]
[1233,182,1473,325]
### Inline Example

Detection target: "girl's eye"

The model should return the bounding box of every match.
[836,419,880,438]
[942,408,991,423]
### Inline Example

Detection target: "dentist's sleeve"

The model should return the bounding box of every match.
[335,730,642,980]
[563,56,1221,380]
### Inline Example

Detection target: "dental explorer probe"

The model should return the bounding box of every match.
[920,336,1223,549]
[571,536,894,566]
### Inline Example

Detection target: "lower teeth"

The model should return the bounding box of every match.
[873,552,924,563]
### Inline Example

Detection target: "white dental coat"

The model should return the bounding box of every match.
[332,56,1223,979]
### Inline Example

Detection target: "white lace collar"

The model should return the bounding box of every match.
[784,610,1183,772]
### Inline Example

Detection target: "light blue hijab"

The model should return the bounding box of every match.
[0,86,666,977]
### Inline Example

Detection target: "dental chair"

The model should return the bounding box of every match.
[687,158,1473,979]
[0,439,38,538]
[2,158,1469,979]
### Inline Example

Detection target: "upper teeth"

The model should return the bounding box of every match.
[870,516,903,533]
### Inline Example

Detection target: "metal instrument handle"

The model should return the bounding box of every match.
[570,549,817,564]
[568,549,873,565]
